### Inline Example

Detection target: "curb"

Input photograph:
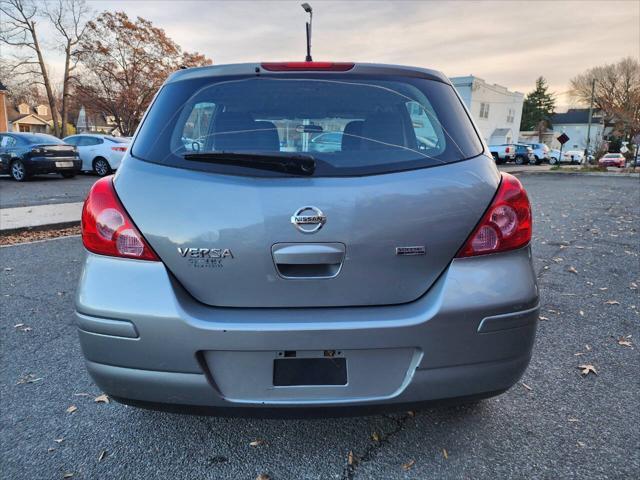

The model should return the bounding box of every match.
[509,170,640,178]
[0,220,80,236]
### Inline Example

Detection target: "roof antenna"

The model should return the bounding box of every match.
[301,3,313,61]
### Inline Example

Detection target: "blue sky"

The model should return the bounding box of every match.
[30,0,640,106]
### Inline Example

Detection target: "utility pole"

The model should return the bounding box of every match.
[584,78,596,165]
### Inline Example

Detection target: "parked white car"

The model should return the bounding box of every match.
[526,143,550,164]
[62,134,130,176]
[549,149,590,165]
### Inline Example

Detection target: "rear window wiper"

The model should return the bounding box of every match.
[183,151,316,176]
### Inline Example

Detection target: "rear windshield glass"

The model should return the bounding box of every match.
[24,134,64,145]
[132,73,483,176]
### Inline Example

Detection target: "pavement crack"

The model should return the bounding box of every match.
[341,413,415,480]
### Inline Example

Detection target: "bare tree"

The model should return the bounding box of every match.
[45,0,91,137]
[0,0,60,136]
[570,57,640,140]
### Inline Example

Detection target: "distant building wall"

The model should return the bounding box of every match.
[551,123,605,150]
[451,75,524,145]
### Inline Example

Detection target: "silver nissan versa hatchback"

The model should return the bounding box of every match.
[76,62,539,414]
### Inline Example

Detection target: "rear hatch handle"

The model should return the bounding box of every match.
[272,243,345,279]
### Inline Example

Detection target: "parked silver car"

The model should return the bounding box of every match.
[76,62,538,414]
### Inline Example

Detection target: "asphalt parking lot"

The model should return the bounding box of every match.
[1,174,639,479]
[0,174,97,209]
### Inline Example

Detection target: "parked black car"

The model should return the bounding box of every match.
[0,132,81,181]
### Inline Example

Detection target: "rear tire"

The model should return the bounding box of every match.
[549,157,558,165]
[515,155,525,165]
[10,160,29,182]
[93,157,111,177]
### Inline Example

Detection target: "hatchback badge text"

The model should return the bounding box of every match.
[178,247,234,259]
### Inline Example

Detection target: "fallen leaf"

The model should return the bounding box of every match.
[402,459,416,471]
[578,365,597,376]
[539,316,549,321]
[567,266,578,274]
[48,447,55,453]
[605,300,620,305]
[406,410,415,417]
[585,344,591,351]
[73,393,90,397]
[443,448,449,459]
[255,475,270,480]
[16,374,42,385]
[521,382,532,391]
[577,441,586,448]
[630,282,638,290]
[599,287,608,291]
[579,310,584,317]
[94,394,110,404]
[63,474,74,479]
[4,267,13,271]
[54,438,65,444]
[617,336,633,347]
[98,450,107,462]
[249,438,267,447]
[347,450,356,466]
[371,431,381,442]
[66,405,78,414]
[14,323,24,328]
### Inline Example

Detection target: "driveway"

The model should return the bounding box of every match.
[1,175,638,479]
[0,174,97,209]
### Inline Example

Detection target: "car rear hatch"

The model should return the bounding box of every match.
[114,63,499,308]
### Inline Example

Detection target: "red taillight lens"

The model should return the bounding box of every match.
[81,176,159,261]
[111,146,127,152]
[260,62,355,71]
[456,173,532,257]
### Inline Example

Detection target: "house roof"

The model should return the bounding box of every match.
[551,108,602,125]
[491,128,512,137]
[7,104,54,123]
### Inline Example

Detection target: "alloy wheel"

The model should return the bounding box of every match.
[11,161,26,181]
[94,159,110,177]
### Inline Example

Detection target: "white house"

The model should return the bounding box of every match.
[550,108,606,151]
[451,75,524,145]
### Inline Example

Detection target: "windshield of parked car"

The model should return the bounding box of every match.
[24,134,64,144]
[132,74,483,177]
[604,153,620,158]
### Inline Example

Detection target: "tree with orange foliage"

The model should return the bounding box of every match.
[75,11,211,136]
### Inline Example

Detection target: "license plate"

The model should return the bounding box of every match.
[55,161,74,168]
[273,357,347,386]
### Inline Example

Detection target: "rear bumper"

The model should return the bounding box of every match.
[25,156,82,174]
[76,246,539,411]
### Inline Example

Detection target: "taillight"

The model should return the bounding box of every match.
[81,176,159,261]
[505,146,511,154]
[111,146,127,152]
[456,173,532,257]
[260,62,354,71]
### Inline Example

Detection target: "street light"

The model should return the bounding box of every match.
[301,3,313,61]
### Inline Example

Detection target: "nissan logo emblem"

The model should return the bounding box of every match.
[291,206,326,234]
